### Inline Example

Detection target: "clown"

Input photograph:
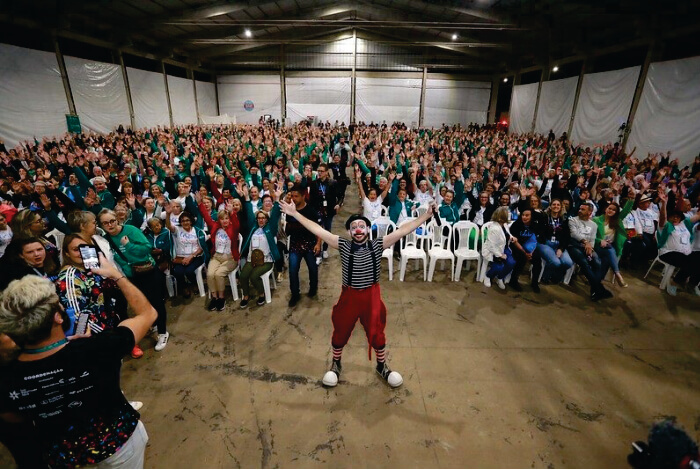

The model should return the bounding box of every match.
[279,199,436,388]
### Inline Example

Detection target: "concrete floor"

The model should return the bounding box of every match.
[2,187,699,468]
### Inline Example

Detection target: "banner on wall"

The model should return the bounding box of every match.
[66,114,81,134]
[243,100,255,112]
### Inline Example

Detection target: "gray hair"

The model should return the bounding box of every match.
[0,275,60,346]
[491,206,510,225]
[67,210,96,233]
[97,208,117,225]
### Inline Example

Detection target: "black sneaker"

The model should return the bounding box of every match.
[240,298,249,309]
[288,294,301,307]
[531,283,540,293]
[256,296,266,306]
[216,298,226,311]
[307,289,317,298]
[376,362,403,388]
[207,299,219,311]
[322,360,342,387]
[508,281,523,292]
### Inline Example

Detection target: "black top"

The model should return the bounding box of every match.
[0,327,138,467]
[285,203,321,253]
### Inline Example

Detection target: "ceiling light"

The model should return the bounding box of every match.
[244,29,252,38]
[503,77,508,83]
[451,34,458,41]
[552,65,559,72]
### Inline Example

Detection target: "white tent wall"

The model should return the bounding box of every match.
[356,77,421,125]
[626,56,700,167]
[423,79,491,128]
[167,75,197,126]
[534,76,578,137]
[0,43,69,148]
[218,75,281,124]
[571,66,640,146]
[286,76,351,124]
[64,56,130,134]
[196,80,217,118]
[509,83,539,134]
[126,67,170,130]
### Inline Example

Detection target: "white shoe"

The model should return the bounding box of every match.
[694,285,700,297]
[316,257,322,265]
[129,401,143,411]
[495,278,506,289]
[483,277,491,287]
[155,332,170,351]
[322,250,329,259]
[322,370,339,387]
[666,285,678,297]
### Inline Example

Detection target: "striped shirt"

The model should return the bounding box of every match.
[339,237,383,289]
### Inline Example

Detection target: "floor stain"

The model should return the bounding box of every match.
[565,403,604,422]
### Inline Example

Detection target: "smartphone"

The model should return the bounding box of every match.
[78,244,100,270]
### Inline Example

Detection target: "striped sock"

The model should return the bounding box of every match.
[332,346,343,362]
[375,347,386,364]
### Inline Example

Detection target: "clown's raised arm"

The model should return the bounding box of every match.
[381,202,436,249]
[280,199,340,249]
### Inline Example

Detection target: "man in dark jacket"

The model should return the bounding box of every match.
[309,163,341,260]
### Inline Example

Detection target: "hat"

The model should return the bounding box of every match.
[345,214,371,230]
[639,194,653,203]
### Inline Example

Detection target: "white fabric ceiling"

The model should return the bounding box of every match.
[126,66,170,130]
[286,76,351,124]
[0,43,69,148]
[571,66,640,146]
[424,79,491,128]
[534,76,578,138]
[64,56,130,134]
[356,77,421,126]
[626,56,700,167]
[218,75,281,124]
[509,82,539,134]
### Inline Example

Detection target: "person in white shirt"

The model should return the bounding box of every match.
[356,168,391,223]
[164,209,206,299]
[568,202,613,302]
[0,213,12,258]
[626,194,659,267]
[656,192,700,296]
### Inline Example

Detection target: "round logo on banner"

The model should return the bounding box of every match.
[243,100,255,111]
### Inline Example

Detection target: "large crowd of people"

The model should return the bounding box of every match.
[0,119,699,467]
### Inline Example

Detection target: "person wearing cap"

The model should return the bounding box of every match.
[656,191,700,296]
[278,198,435,389]
[628,193,659,267]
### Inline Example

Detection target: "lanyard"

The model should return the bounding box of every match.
[22,338,68,354]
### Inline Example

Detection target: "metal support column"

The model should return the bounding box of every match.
[418,67,427,127]
[568,60,587,138]
[350,28,357,124]
[161,61,174,128]
[487,76,500,124]
[54,37,77,116]
[621,43,657,150]
[531,65,549,133]
[280,45,287,125]
[189,69,200,124]
[118,51,136,130]
[214,74,220,116]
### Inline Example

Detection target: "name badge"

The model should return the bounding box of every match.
[252,237,260,249]
[551,236,557,243]
[323,200,328,207]
[680,233,690,245]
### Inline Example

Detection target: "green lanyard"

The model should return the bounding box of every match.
[22,338,68,355]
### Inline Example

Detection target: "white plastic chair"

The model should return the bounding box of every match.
[399,219,427,281]
[427,221,454,281]
[165,268,177,297]
[644,255,677,290]
[453,221,480,281]
[476,222,493,282]
[260,266,277,303]
[223,234,245,300]
[371,217,397,281]
[46,228,65,263]
[194,263,206,297]
[411,207,431,248]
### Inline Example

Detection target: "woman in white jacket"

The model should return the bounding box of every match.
[482,206,516,289]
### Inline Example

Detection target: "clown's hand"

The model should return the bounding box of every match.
[279,200,298,217]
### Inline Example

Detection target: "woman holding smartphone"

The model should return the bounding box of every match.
[56,233,122,336]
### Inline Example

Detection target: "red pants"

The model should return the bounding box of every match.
[331,284,387,359]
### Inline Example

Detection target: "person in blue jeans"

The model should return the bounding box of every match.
[285,185,322,307]
[482,207,516,289]
[537,199,574,284]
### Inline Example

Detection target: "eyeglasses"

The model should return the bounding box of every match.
[102,219,118,226]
